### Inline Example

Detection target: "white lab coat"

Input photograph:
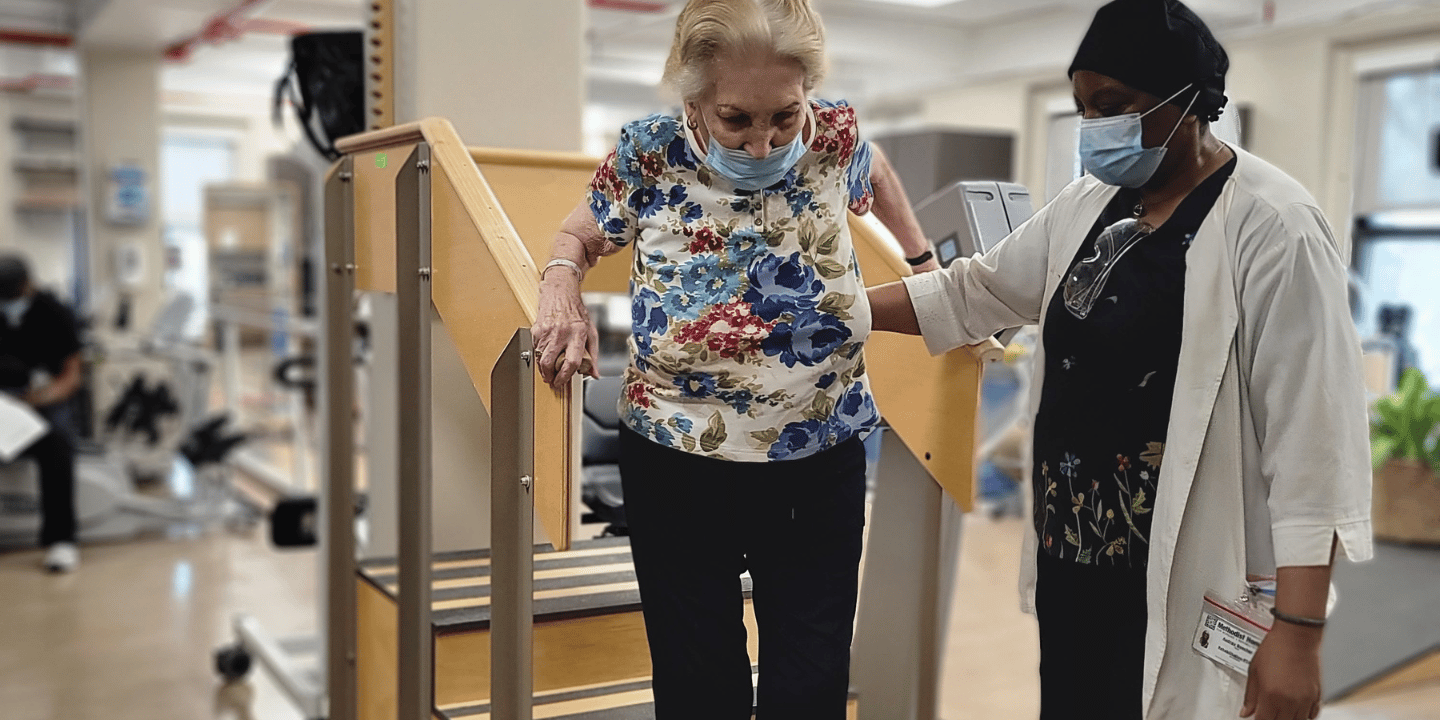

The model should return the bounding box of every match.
[902,147,1373,719]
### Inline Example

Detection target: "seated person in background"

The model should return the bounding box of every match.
[0,254,84,572]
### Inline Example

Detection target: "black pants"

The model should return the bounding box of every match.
[21,427,77,546]
[620,426,867,720]
[1035,550,1148,720]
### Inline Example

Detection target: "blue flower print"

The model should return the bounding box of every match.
[725,229,767,266]
[744,253,824,322]
[763,309,852,368]
[816,372,837,390]
[680,202,704,223]
[589,191,628,236]
[633,116,675,153]
[666,136,697,170]
[835,382,879,429]
[614,137,643,188]
[625,407,653,436]
[660,287,704,321]
[669,414,694,434]
[652,422,675,446]
[716,388,755,414]
[673,373,717,399]
[666,185,688,208]
[631,187,665,219]
[678,255,741,304]
[632,287,668,335]
[1061,452,1081,478]
[730,196,758,213]
[786,188,816,215]
[770,419,825,460]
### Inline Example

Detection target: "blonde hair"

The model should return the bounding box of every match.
[663,0,826,101]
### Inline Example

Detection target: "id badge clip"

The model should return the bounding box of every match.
[1192,582,1275,676]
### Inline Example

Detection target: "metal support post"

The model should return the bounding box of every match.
[322,157,358,720]
[490,329,536,720]
[395,143,434,720]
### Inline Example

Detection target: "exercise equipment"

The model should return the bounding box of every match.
[317,118,1001,720]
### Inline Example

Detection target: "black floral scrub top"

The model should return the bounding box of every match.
[1032,156,1237,568]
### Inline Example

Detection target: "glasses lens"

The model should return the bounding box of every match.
[1062,218,1152,319]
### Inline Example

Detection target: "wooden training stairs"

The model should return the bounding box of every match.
[329,118,994,719]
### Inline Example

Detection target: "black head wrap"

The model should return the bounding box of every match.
[0,255,28,300]
[1068,0,1229,122]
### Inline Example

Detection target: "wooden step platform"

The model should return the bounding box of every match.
[432,671,859,720]
[357,537,760,720]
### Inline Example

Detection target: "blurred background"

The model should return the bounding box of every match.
[0,1,1435,719]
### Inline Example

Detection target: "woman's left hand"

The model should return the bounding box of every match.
[1240,622,1323,720]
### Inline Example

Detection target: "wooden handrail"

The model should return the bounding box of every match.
[468,147,600,171]
[335,121,426,154]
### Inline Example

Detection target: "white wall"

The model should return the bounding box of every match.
[0,93,81,300]
[905,6,1440,242]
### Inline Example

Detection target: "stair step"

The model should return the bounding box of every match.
[359,537,751,632]
[434,671,859,720]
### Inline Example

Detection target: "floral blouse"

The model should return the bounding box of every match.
[588,99,880,462]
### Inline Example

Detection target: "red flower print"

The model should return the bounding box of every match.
[591,154,622,197]
[687,226,723,254]
[640,152,665,178]
[675,301,776,360]
[1091,480,1099,491]
[1117,454,1131,471]
[1045,534,1053,549]
[625,381,653,409]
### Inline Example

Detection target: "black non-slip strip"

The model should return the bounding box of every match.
[361,536,630,571]
[431,576,756,632]
[362,550,639,588]
[428,569,640,604]
[438,677,658,717]
[434,588,647,632]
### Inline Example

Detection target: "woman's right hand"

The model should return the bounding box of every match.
[534,269,600,390]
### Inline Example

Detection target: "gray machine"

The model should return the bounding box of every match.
[915,180,1035,267]
[914,180,1035,345]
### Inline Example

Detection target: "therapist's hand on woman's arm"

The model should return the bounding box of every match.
[867,144,941,275]
[534,202,606,390]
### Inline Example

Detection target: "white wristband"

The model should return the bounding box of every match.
[542,258,584,280]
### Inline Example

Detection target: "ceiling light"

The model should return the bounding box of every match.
[864,0,961,7]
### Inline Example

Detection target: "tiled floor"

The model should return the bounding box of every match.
[0,513,1433,719]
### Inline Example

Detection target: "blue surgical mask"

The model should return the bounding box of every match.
[1,296,31,326]
[1078,84,1197,188]
[692,109,811,192]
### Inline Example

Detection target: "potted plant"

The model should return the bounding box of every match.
[1370,367,1440,545]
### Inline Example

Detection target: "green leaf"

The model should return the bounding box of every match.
[750,428,781,445]
[815,258,847,279]
[681,435,697,452]
[815,226,840,256]
[697,167,712,186]
[817,292,855,315]
[1077,549,1093,565]
[699,412,728,453]
[1131,488,1151,515]
[1371,435,1401,469]
[1064,526,1080,547]
[810,391,836,419]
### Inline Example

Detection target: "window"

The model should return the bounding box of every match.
[161,131,237,338]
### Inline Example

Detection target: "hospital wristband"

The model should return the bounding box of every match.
[542,258,584,280]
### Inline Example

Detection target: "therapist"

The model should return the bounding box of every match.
[867,1,1371,719]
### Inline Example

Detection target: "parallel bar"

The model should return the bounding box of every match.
[396,143,435,720]
[491,328,536,720]
[323,157,358,720]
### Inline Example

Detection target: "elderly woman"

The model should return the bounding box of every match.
[869,2,1371,719]
[534,0,934,716]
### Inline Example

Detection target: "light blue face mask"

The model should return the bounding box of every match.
[694,109,810,192]
[1078,84,1197,188]
[1,296,31,326]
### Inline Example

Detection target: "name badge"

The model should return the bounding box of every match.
[1192,592,1271,675]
